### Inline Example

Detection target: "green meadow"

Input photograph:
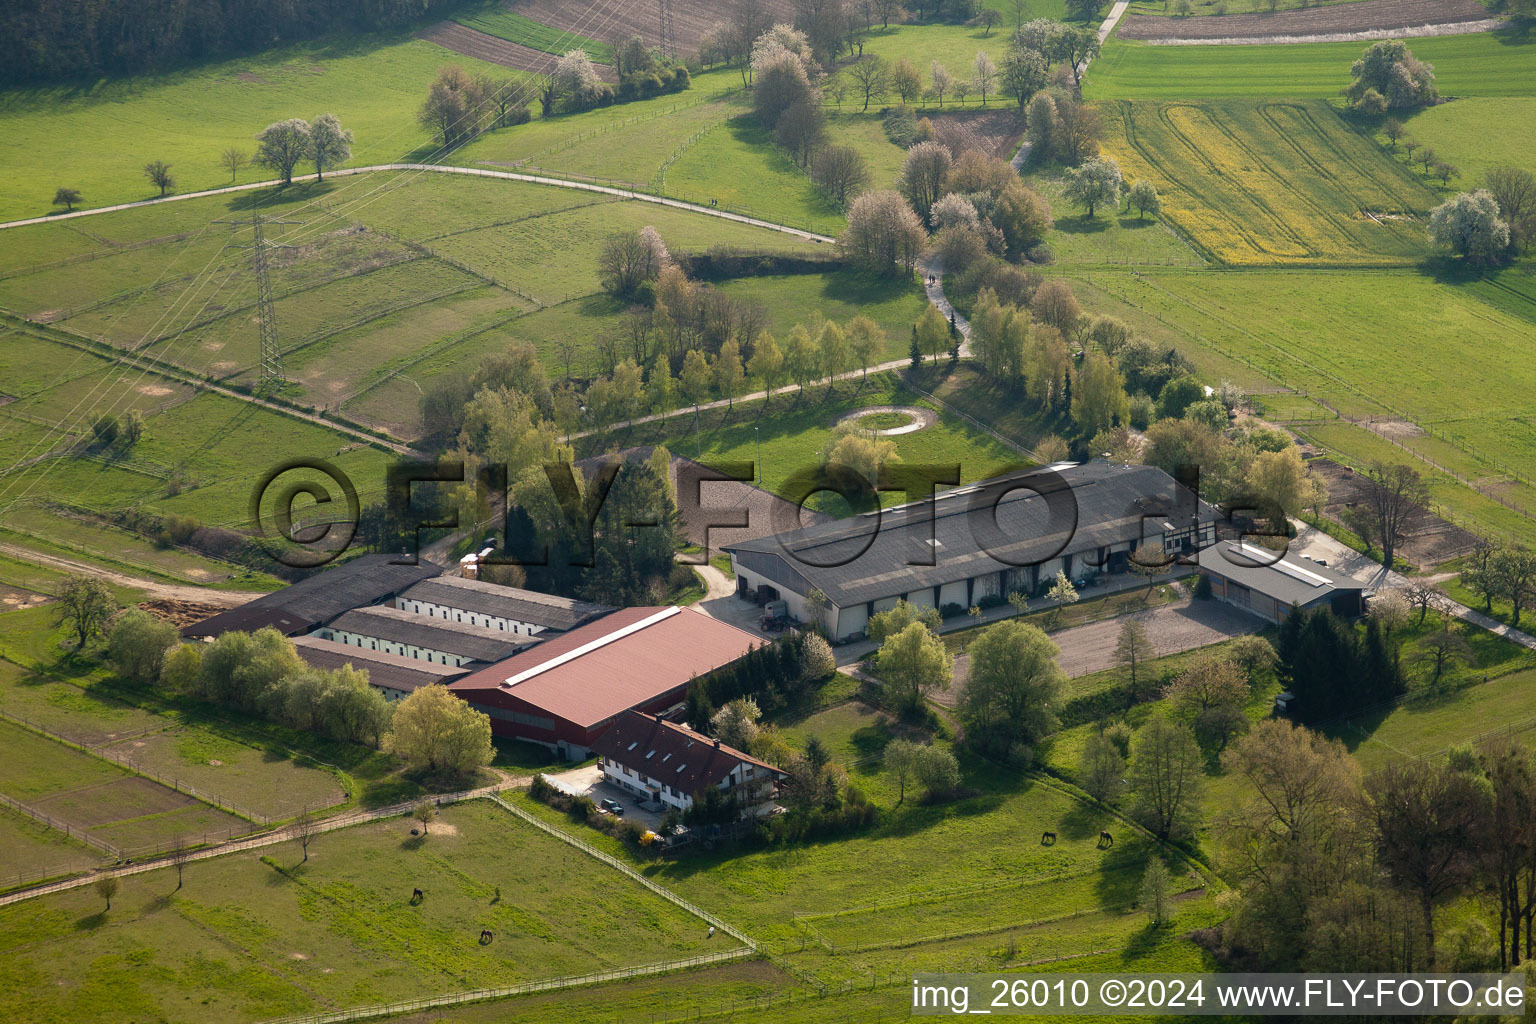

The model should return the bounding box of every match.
[1087,32,1536,101]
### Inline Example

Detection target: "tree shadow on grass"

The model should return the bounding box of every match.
[1120,921,1167,962]
[1058,798,1109,842]
[1091,836,1152,910]
[75,911,108,931]
[1055,214,1110,236]
[1116,217,1156,231]
[223,180,339,212]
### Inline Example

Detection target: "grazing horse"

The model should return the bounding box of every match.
[1041,830,1057,845]
[479,929,493,944]
[1098,830,1114,848]
[411,888,423,902]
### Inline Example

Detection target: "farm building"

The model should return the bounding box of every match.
[396,576,613,638]
[593,710,786,819]
[449,606,764,759]
[314,605,540,668]
[1196,541,1369,625]
[291,635,467,701]
[183,554,440,639]
[725,461,1219,642]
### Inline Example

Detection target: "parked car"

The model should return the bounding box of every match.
[600,798,624,817]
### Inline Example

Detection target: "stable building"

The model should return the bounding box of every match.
[395,576,612,638]
[449,606,764,759]
[1197,541,1369,625]
[291,635,467,702]
[725,461,1219,642]
[184,553,440,639]
[314,605,539,668]
[593,710,786,819]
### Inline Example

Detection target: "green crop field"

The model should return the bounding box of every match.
[1087,32,1536,101]
[1392,97,1536,186]
[1098,99,1440,265]
[0,799,729,1024]
[0,34,514,220]
[453,4,614,63]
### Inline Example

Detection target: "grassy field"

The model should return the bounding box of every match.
[0,802,104,886]
[0,717,251,854]
[583,371,1022,504]
[1051,265,1536,544]
[1126,0,1376,12]
[1392,97,1536,186]
[1098,99,1440,265]
[1087,32,1536,101]
[0,800,728,1024]
[453,3,614,63]
[1024,167,1206,266]
[0,33,513,220]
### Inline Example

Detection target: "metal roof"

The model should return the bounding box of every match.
[184,554,441,638]
[399,576,613,632]
[327,605,540,664]
[291,635,468,694]
[451,606,763,729]
[725,462,1217,608]
[1197,542,1368,608]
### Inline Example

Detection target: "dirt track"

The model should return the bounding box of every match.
[1118,0,1492,40]
[0,543,256,608]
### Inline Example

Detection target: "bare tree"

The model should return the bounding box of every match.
[846,54,889,112]
[414,799,435,836]
[94,873,120,911]
[1414,628,1474,687]
[1403,580,1438,626]
[143,160,174,197]
[219,148,248,183]
[1361,461,1428,570]
[812,145,871,204]
[169,835,192,890]
[291,809,319,862]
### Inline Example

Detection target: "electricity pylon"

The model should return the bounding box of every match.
[215,213,300,394]
[658,0,675,59]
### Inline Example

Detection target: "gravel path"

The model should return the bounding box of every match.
[0,542,257,607]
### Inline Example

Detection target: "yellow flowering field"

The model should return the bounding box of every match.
[1100,99,1440,266]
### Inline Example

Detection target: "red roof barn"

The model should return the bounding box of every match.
[449,606,763,758]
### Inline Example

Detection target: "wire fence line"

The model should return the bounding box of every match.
[0,708,275,827]
[257,950,756,1024]
[0,790,121,858]
[489,795,757,950]
[1361,713,1536,781]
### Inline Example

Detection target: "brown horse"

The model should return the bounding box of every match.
[479,929,493,944]
[1041,830,1057,845]
[1098,830,1113,848]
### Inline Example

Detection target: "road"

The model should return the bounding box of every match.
[0,542,256,607]
[1288,522,1536,651]
[0,164,837,241]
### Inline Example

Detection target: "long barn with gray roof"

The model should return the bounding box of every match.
[725,461,1219,642]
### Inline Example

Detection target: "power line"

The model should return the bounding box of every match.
[214,214,302,394]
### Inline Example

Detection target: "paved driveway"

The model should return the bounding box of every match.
[947,597,1261,695]
[543,764,664,829]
